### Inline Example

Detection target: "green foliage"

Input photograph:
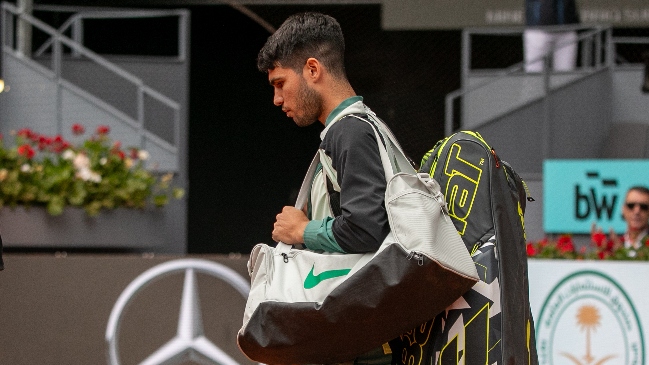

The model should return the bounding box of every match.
[0,125,184,216]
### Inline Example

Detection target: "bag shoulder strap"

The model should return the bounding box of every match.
[346,114,415,175]
[295,153,320,211]
[276,153,320,253]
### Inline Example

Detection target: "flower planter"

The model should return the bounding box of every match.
[0,124,185,253]
[0,206,184,252]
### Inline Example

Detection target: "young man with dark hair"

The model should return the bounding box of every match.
[258,12,391,256]
[257,11,396,364]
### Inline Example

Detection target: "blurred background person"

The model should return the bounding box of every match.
[592,186,649,254]
[620,186,649,249]
[524,0,580,72]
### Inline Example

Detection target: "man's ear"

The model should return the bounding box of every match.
[304,58,321,81]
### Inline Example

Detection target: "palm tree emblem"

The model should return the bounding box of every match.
[560,305,617,365]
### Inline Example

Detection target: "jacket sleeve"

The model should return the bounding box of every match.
[324,116,390,253]
[303,217,346,253]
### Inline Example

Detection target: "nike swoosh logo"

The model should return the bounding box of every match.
[303,264,351,289]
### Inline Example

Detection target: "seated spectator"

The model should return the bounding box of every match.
[592,186,649,252]
[620,186,649,249]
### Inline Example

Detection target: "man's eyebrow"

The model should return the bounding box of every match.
[269,77,283,86]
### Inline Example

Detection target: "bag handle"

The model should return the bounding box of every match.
[276,153,321,253]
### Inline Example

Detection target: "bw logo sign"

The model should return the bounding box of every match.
[574,172,619,221]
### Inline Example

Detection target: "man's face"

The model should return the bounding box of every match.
[622,190,649,232]
[268,66,323,127]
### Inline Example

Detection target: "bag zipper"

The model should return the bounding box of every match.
[406,251,424,266]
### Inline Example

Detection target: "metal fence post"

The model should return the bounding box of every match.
[138,85,145,149]
[16,0,32,57]
[0,5,4,84]
[72,16,82,58]
[53,32,63,134]
[542,53,552,160]
[605,28,614,68]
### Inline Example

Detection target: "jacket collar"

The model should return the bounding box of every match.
[320,96,364,140]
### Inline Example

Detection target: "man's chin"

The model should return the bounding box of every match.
[293,117,316,127]
[629,223,649,232]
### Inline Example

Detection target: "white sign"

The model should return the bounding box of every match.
[529,260,647,365]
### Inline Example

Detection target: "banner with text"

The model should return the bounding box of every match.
[543,159,649,234]
[383,0,649,29]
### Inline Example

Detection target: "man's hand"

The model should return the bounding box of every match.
[272,206,309,244]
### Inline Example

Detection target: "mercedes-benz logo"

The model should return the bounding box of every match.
[106,258,250,365]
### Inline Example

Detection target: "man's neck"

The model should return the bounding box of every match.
[628,227,649,242]
[318,82,356,125]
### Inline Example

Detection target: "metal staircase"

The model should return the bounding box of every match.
[446,25,649,170]
[445,25,618,174]
[0,2,188,172]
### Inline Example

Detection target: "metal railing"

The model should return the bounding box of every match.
[32,6,188,61]
[1,2,184,159]
[445,24,614,137]
[612,36,649,65]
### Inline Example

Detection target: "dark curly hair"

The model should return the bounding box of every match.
[257,12,347,79]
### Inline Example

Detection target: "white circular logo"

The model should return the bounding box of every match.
[105,259,250,365]
[536,270,645,365]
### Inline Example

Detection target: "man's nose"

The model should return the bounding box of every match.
[273,93,283,106]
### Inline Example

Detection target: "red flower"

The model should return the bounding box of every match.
[130,148,139,160]
[71,123,85,135]
[598,251,607,259]
[16,128,37,141]
[526,243,537,257]
[52,144,65,153]
[51,135,70,153]
[557,235,574,254]
[17,144,35,159]
[37,136,53,151]
[96,125,110,135]
[110,149,125,160]
[645,238,649,247]
[591,231,607,247]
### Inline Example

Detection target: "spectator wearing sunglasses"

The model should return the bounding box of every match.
[591,186,649,253]
[620,186,649,249]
